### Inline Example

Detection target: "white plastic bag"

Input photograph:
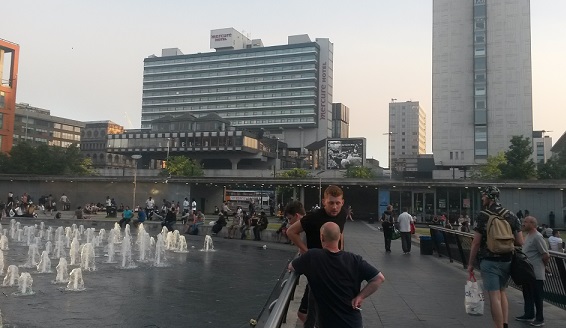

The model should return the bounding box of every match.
[465,272,484,315]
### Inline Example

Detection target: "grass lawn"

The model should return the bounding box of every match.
[415,227,431,236]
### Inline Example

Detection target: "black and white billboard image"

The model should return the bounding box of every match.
[326,138,365,170]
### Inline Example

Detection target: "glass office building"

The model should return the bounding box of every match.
[141,28,334,153]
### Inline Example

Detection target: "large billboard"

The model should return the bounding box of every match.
[326,138,365,170]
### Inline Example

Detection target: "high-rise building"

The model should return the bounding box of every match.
[331,103,349,138]
[0,38,19,153]
[141,28,333,154]
[432,0,533,166]
[13,103,83,148]
[389,101,426,162]
[532,130,552,165]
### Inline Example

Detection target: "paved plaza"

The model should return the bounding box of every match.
[283,221,565,328]
[1,212,565,327]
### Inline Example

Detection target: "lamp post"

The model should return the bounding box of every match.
[383,132,394,180]
[272,137,279,177]
[166,137,171,167]
[316,170,326,206]
[131,155,142,209]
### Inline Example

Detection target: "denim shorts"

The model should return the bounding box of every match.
[480,259,511,291]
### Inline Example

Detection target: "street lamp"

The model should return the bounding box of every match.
[272,137,279,177]
[316,170,326,206]
[166,137,171,167]
[131,154,142,209]
[383,132,394,180]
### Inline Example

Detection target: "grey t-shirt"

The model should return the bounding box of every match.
[523,231,549,280]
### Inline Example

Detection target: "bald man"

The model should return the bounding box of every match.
[288,222,385,328]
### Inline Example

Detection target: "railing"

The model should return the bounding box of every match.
[429,226,566,310]
[253,255,300,327]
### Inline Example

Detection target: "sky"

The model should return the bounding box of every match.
[2,0,565,166]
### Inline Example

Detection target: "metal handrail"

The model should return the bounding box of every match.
[262,271,300,328]
[429,225,566,310]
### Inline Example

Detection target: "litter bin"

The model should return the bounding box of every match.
[108,206,117,218]
[420,236,433,255]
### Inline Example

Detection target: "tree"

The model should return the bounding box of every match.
[471,152,506,180]
[344,165,375,179]
[163,156,204,177]
[537,137,566,179]
[278,168,309,178]
[537,157,566,179]
[0,142,95,176]
[499,136,536,180]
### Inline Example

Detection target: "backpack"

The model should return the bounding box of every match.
[482,208,514,254]
[510,248,536,285]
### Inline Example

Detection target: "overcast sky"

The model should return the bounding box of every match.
[2,0,565,165]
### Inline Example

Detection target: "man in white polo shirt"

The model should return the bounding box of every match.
[397,207,413,254]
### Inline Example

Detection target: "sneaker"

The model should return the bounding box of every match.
[530,321,544,326]
[515,316,534,322]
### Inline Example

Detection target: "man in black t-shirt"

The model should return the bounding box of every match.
[289,222,385,328]
[287,185,347,327]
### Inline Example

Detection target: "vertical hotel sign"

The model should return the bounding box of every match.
[317,38,333,140]
[319,61,327,121]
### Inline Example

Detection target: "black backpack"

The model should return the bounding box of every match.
[510,248,536,285]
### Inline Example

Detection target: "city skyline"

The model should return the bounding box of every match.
[2,0,565,166]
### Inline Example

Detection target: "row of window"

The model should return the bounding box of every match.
[142,91,316,106]
[52,131,81,141]
[142,100,315,113]
[143,82,315,98]
[143,74,316,91]
[473,1,487,159]
[81,143,107,150]
[144,56,316,75]
[48,140,73,148]
[144,47,317,67]
[84,153,132,164]
[108,136,238,149]
[143,65,317,82]
[232,117,315,125]
[449,151,465,161]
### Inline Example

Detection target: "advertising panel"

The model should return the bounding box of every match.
[326,138,365,170]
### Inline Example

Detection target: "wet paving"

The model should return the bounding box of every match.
[0,220,296,328]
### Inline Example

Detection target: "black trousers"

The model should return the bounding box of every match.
[253,226,266,240]
[522,279,544,321]
[401,232,412,253]
[384,236,392,251]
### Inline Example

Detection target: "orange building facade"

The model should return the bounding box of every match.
[0,38,20,153]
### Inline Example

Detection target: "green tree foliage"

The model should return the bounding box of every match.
[0,142,95,175]
[471,152,506,180]
[278,168,309,178]
[276,168,310,203]
[499,136,536,180]
[538,140,566,179]
[163,156,204,177]
[344,165,375,179]
[537,157,566,179]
